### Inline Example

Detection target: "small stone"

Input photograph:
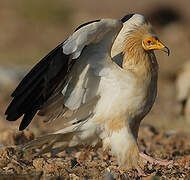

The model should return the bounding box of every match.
[69,173,80,180]
[103,169,114,180]
[33,158,44,170]
[70,158,79,169]
[168,164,173,169]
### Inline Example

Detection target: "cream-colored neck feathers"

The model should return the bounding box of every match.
[122,23,157,76]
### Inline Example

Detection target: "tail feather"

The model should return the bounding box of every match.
[16,131,78,156]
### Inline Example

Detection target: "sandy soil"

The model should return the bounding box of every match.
[0,125,190,179]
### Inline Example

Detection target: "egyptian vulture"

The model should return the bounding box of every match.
[5,14,171,176]
[176,61,190,123]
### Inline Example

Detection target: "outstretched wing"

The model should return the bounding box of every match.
[5,19,122,131]
[5,42,72,130]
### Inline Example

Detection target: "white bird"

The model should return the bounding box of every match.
[5,14,171,176]
[176,61,190,123]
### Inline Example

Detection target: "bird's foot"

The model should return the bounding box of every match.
[139,152,173,169]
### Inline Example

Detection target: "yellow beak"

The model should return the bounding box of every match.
[155,41,170,56]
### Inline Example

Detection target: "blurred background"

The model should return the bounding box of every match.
[0,0,190,144]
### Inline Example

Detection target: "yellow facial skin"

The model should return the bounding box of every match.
[142,36,170,56]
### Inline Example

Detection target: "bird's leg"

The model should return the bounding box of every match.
[139,152,173,168]
[107,126,151,177]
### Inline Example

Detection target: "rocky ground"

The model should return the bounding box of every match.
[0,125,190,179]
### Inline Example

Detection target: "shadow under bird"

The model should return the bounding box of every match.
[5,14,171,176]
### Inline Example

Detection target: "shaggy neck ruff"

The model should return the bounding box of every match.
[122,23,158,77]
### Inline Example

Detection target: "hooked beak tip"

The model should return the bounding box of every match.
[162,46,170,56]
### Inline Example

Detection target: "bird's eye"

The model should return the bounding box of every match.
[147,40,152,44]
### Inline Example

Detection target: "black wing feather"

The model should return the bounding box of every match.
[120,14,134,23]
[5,42,74,130]
[19,109,38,131]
[11,43,63,97]
[74,19,100,32]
